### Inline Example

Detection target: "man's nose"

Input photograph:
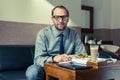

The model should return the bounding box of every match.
[59,18,64,22]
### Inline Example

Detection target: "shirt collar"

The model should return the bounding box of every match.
[52,25,68,37]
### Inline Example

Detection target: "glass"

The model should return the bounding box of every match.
[90,44,99,62]
[52,15,68,21]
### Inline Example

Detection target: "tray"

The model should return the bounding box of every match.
[87,59,115,68]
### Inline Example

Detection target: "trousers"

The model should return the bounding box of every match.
[26,64,45,80]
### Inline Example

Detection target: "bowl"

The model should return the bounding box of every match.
[100,44,120,53]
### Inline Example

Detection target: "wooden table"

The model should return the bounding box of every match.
[44,61,120,80]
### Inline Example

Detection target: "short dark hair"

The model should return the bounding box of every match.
[51,5,69,16]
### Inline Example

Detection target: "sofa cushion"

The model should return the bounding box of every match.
[0,70,26,80]
[0,45,34,71]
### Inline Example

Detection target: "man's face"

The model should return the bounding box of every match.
[52,8,69,32]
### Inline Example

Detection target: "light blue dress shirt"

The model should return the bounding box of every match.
[34,25,87,66]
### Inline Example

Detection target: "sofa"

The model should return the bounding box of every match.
[0,45,34,80]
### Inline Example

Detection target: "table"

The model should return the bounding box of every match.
[44,61,120,80]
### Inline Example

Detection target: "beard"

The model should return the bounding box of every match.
[55,22,67,31]
[55,25,66,31]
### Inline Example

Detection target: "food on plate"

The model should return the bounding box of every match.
[75,54,89,59]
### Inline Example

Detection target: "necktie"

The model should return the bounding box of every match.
[59,34,64,54]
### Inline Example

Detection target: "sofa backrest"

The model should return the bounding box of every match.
[0,45,34,71]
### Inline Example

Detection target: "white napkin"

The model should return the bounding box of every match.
[71,58,89,64]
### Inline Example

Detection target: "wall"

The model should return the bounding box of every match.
[82,0,120,46]
[111,0,120,29]
[82,0,111,29]
[0,21,81,45]
[0,0,82,26]
[0,21,46,45]
[110,0,120,46]
[0,0,83,45]
[82,0,120,29]
[0,0,120,46]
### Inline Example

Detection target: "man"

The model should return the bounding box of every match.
[26,5,87,80]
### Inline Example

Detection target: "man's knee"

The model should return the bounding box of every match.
[26,64,44,80]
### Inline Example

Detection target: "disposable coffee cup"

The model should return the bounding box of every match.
[90,44,99,62]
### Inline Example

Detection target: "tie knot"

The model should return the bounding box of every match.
[59,34,63,37]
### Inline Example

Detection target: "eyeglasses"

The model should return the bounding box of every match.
[52,15,69,21]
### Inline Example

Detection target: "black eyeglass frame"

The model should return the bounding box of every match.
[52,15,69,21]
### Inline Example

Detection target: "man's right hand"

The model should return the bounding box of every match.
[53,54,71,62]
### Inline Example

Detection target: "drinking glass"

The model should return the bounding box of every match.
[90,44,99,62]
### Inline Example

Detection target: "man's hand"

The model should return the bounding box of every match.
[53,54,72,62]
